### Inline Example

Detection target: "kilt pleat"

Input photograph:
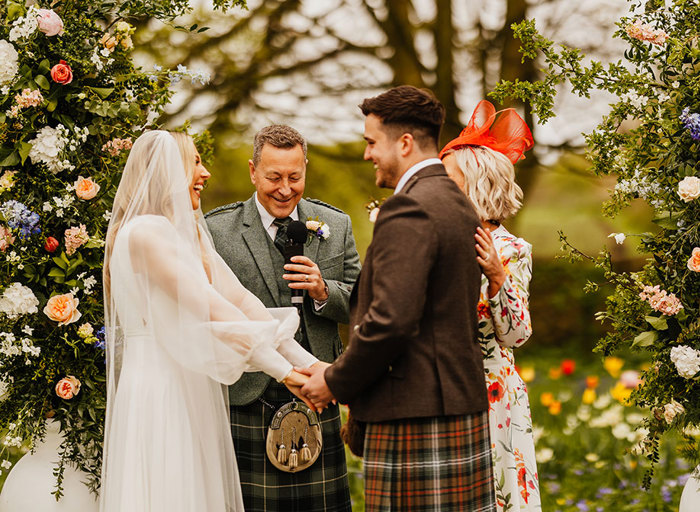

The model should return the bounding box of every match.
[363,411,495,512]
[230,381,352,512]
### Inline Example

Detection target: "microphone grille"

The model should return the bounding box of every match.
[286,220,308,244]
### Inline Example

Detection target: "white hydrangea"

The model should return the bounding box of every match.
[0,40,19,85]
[0,283,39,320]
[670,345,700,378]
[9,7,39,42]
[28,125,76,173]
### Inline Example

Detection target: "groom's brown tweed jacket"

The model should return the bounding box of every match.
[325,164,489,422]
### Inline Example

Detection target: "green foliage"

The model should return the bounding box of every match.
[0,0,239,497]
[495,0,700,484]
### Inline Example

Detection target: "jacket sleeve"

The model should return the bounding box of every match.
[324,194,437,404]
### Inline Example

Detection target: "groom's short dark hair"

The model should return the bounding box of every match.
[252,125,308,165]
[359,86,445,150]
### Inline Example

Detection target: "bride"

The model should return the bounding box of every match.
[99,130,318,511]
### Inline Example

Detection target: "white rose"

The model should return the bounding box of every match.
[663,400,685,424]
[319,224,330,239]
[678,176,700,202]
[670,345,700,379]
[0,40,19,85]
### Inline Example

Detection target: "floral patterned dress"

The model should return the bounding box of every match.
[479,225,540,511]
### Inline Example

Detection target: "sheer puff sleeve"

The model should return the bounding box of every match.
[121,215,315,384]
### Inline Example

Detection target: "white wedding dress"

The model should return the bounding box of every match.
[99,132,317,512]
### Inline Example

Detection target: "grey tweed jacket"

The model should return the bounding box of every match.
[205,195,361,406]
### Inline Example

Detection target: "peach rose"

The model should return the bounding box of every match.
[55,376,80,399]
[74,176,100,200]
[688,247,700,272]
[37,9,64,37]
[50,60,73,85]
[44,293,81,326]
[678,176,700,202]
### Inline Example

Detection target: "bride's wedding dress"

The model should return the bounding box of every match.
[99,132,316,511]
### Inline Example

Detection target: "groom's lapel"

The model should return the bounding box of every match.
[241,198,281,306]
[297,199,320,263]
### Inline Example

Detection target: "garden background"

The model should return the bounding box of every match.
[0,0,697,511]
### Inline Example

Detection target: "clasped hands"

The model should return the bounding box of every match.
[282,361,335,412]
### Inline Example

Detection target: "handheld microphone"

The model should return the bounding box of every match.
[284,220,308,306]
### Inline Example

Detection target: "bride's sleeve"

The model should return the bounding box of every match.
[125,217,298,384]
[208,245,319,369]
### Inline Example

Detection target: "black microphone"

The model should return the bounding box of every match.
[284,220,308,307]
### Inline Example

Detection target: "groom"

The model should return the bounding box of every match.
[302,86,496,511]
[205,124,360,512]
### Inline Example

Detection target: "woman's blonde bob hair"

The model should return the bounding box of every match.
[445,145,523,222]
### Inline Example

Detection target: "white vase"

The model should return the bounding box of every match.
[0,421,98,511]
[679,466,700,512]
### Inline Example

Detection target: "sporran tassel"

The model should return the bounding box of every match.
[289,448,298,469]
[277,444,287,464]
[300,442,311,463]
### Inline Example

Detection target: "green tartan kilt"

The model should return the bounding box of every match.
[230,381,352,512]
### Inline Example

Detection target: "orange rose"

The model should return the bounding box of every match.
[44,293,81,325]
[55,376,80,399]
[688,247,700,272]
[50,60,73,85]
[74,176,100,200]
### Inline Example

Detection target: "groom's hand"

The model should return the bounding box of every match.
[301,362,335,411]
[284,256,328,302]
[283,370,317,412]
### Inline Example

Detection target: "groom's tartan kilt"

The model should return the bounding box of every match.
[363,410,496,512]
[230,381,352,512]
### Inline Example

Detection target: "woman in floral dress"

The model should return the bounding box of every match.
[440,100,541,512]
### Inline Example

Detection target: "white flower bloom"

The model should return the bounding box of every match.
[608,233,626,244]
[663,399,685,424]
[670,345,700,378]
[22,325,33,335]
[83,276,97,294]
[678,176,700,202]
[0,283,39,320]
[9,7,39,42]
[0,40,19,85]
[1,460,11,470]
[612,422,632,440]
[29,126,67,173]
[103,210,112,222]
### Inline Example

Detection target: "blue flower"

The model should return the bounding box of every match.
[95,326,106,350]
[680,108,700,140]
[0,200,41,239]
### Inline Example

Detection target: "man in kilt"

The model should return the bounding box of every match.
[205,125,361,512]
[302,86,496,512]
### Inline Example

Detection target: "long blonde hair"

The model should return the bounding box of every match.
[170,132,196,183]
[447,145,523,222]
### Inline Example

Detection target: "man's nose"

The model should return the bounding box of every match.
[363,146,371,161]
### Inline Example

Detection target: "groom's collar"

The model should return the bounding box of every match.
[394,158,443,194]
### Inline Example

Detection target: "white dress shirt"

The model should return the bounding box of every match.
[394,158,443,194]
[254,193,327,310]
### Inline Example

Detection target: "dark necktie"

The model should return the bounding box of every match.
[273,217,292,254]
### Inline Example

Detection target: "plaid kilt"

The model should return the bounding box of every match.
[230,380,352,512]
[363,411,495,512]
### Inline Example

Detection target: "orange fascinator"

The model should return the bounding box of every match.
[439,100,534,164]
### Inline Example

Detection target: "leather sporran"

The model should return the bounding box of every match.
[340,410,365,458]
[265,400,322,473]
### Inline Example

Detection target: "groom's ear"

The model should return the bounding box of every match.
[248,159,256,184]
[399,133,415,157]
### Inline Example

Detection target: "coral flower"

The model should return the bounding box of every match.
[487,381,504,403]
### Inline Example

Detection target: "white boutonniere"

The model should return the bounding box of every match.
[306,217,330,241]
[365,197,386,223]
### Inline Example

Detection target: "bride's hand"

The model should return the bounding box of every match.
[282,370,317,411]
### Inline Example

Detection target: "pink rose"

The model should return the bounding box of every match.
[0,226,15,252]
[55,376,80,399]
[50,60,73,85]
[688,247,700,272]
[74,176,100,200]
[37,9,64,37]
[44,293,81,326]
